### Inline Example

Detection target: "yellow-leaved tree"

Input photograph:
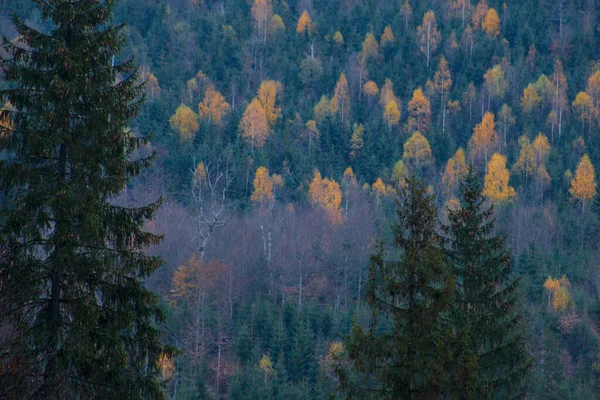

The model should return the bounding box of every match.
[383,100,401,128]
[512,136,537,184]
[483,64,507,104]
[543,275,571,312]
[251,166,274,204]
[239,98,269,152]
[468,111,497,167]
[380,26,396,48]
[198,85,230,125]
[441,148,468,197]
[403,132,433,172]
[258,80,281,126]
[331,73,351,126]
[407,88,431,132]
[417,11,441,67]
[483,153,515,202]
[361,33,380,61]
[170,104,199,142]
[572,91,594,134]
[308,170,343,223]
[569,154,597,212]
[521,84,541,114]
[533,133,551,166]
[363,81,379,108]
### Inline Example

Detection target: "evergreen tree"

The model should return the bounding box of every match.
[442,169,530,398]
[0,1,167,398]
[338,175,455,399]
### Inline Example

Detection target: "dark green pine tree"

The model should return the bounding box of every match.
[338,175,456,399]
[442,169,530,399]
[0,1,167,399]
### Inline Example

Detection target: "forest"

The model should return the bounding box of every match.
[2,0,600,398]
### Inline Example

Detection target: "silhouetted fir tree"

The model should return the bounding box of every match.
[0,1,167,398]
[338,175,455,399]
[442,169,530,399]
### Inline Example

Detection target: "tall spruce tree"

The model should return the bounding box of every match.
[338,176,455,399]
[442,169,530,398]
[0,1,167,398]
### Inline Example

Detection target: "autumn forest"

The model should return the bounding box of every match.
[1,0,600,398]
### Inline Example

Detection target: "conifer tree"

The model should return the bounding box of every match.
[0,1,167,398]
[442,170,530,399]
[338,176,455,399]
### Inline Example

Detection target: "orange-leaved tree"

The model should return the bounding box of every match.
[468,111,497,167]
[198,85,230,125]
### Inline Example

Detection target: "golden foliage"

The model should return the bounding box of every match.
[171,255,225,300]
[333,31,344,45]
[296,10,312,34]
[569,154,597,208]
[407,88,431,132]
[361,33,380,61]
[258,80,281,125]
[482,8,500,37]
[314,95,332,123]
[159,353,175,381]
[512,136,537,180]
[343,167,356,185]
[572,91,594,130]
[472,0,489,30]
[0,102,14,136]
[372,178,387,197]
[308,170,343,222]
[251,166,274,203]
[433,57,452,95]
[259,354,274,375]
[198,85,230,125]
[533,133,551,165]
[145,72,161,100]
[194,161,207,185]
[521,84,541,113]
[468,111,497,164]
[544,275,571,312]
[331,73,351,125]
[239,98,269,150]
[403,132,433,169]
[170,104,199,141]
[379,78,397,109]
[304,119,320,144]
[483,64,507,100]
[483,153,515,202]
[270,15,286,34]
[383,100,401,127]
[442,148,468,192]
[586,69,600,107]
[364,81,379,99]
[417,11,441,66]
[380,26,395,47]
